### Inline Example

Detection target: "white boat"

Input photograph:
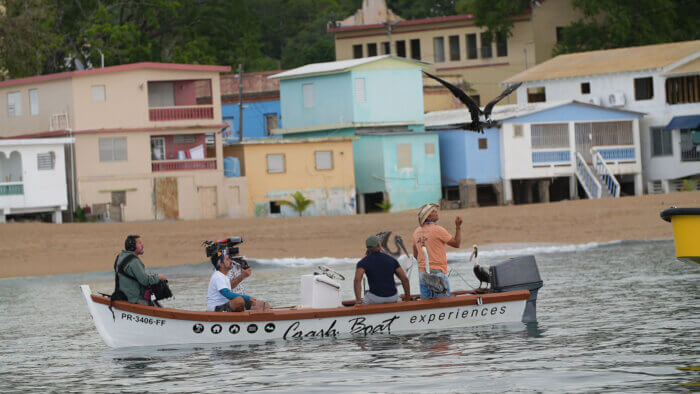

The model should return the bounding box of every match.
[81,255,543,348]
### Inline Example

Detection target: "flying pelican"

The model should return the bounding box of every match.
[423,71,522,133]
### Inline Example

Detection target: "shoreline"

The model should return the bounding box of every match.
[0,191,697,278]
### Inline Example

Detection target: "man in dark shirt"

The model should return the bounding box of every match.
[354,235,411,305]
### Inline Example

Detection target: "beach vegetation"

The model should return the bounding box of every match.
[680,179,697,192]
[276,191,314,216]
[375,200,392,212]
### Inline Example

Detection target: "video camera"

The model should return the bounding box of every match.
[203,236,250,269]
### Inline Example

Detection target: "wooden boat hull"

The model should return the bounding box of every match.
[661,207,700,263]
[81,285,530,348]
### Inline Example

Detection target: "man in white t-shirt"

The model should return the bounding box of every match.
[207,249,268,312]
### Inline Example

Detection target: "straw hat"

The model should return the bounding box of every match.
[418,203,439,225]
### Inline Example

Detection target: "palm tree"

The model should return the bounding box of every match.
[276,191,314,216]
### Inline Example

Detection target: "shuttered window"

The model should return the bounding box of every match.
[425,143,435,156]
[267,154,285,173]
[355,78,366,103]
[315,151,333,170]
[531,123,569,148]
[8,92,21,116]
[37,152,55,170]
[99,137,127,162]
[397,144,412,168]
[303,84,314,108]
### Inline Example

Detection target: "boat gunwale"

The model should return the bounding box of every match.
[89,290,530,322]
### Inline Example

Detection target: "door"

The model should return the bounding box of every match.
[575,123,592,163]
[151,137,166,161]
[154,177,179,220]
[199,186,217,219]
[110,191,125,222]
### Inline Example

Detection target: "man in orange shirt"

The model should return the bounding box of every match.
[412,203,462,299]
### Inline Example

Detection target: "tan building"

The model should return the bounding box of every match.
[328,0,581,111]
[223,137,356,217]
[0,62,249,221]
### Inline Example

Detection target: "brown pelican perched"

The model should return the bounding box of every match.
[470,245,491,289]
[423,71,521,133]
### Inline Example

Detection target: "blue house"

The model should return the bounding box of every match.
[270,56,441,213]
[219,70,282,141]
[426,101,645,206]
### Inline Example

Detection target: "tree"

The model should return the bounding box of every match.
[276,191,314,216]
[455,0,528,40]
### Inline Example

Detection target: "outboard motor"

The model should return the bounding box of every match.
[489,255,543,323]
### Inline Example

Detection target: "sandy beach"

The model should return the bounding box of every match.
[1,191,698,278]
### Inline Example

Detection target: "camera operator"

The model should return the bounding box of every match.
[226,246,270,311]
[207,249,269,312]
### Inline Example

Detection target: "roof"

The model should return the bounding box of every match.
[228,136,356,146]
[328,14,476,33]
[664,57,700,76]
[269,55,429,80]
[504,40,700,83]
[0,62,232,88]
[425,100,644,127]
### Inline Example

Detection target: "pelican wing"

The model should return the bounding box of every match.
[423,71,482,122]
[483,82,522,117]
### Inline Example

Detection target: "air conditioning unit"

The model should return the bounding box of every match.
[607,91,626,107]
[587,96,601,106]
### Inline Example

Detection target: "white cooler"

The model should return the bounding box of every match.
[300,274,342,308]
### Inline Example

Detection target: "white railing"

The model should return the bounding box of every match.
[592,149,620,197]
[575,152,601,199]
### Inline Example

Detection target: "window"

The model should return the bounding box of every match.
[303,84,314,108]
[480,32,492,58]
[531,123,569,148]
[267,154,285,173]
[425,143,435,156]
[91,85,106,102]
[396,40,406,57]
[556,27,564,43]
[7,92,21,116]
[269,201,281,214]
[265,114,278,135]
[367,43,377,57]
[397,144,412,168]
[222,117,235,140]
[651,127,673,156]
[634,77,654,100]
[514,124,523,138]
[527,87,546,103]
[666,75,700,104]
[496,32,508,57]
[315,151,333,170]
[29,89,39,115]
[433,37,445,63]
[173,134,195,144]
[353,44,363,59]
[449,35,460,61]
[37,152,55,170]
[355,78,366,103]
[410,39,421,60]
[466,34,477,59]
[99,137,127,162]
[478,138,488,150]
[381,42,390,55]
[581,82,590,94]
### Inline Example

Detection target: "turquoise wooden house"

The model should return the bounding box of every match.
[270,56,441,212]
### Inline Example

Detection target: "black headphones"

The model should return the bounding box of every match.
[125,235,140,252]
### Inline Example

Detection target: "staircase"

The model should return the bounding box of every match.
[575,150,620,199]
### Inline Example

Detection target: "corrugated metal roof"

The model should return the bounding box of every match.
[425,101,643,127]
[269,55,429,80]
[504,40,700,83]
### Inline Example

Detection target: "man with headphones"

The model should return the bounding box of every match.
[115,234,165,305]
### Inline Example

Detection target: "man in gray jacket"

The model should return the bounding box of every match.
[115,235,165,305]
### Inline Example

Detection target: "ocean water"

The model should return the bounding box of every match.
[0,239,698,392]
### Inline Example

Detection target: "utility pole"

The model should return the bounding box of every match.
[237,63,243,141]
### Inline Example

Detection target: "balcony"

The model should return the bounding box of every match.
[152,159,216,172]
[149,106,214,121]
[532,149,571,165]
[0,183,23,195]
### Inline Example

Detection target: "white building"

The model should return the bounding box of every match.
[504,40,700,193]
[0,138,73,223]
